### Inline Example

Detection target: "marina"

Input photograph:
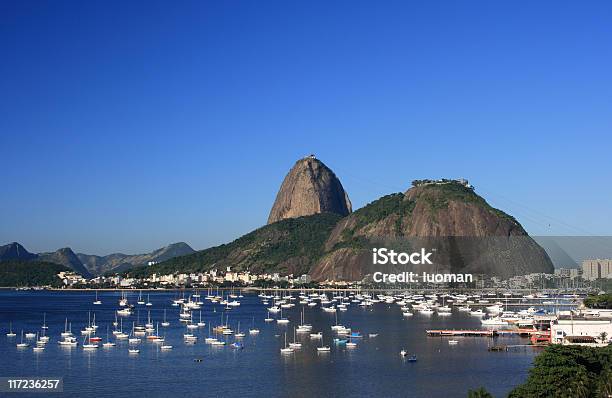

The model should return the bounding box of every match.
[0,288,582,397]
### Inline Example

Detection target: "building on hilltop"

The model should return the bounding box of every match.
[411,178,473,189]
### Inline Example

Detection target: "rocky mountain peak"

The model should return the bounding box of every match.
[310,179,554,281]
[0,242,37,260]
[267,155,352,224]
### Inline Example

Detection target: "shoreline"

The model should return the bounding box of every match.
[0,286,590,295]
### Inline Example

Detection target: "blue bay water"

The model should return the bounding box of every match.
[0,291,538,397]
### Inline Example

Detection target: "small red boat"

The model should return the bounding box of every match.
[89,336,102,342]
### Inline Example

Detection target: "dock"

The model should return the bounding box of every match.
[426,329,494,337]
[426,328,542,337]
[488,344,549,351]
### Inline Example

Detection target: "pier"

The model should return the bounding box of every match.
[426,328,542,337]
[488,344,549,351]
[426,329,494,337]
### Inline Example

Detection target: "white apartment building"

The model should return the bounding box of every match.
[581,259,612,280]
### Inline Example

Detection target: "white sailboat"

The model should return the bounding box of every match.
[280,333,293,354]
[114,319,128,340]
[137,290,145,305]
[235,321,245,338]
[93,290,102,305]
[38,327,49,343]
[316,338,330,352]
[102,326,115,347]
[161,309,170,327]
[276,308,289,324]
[128,322,141,344]
[248,317,259,334]
[197,311,205,327]
[91,313,98,329]
[82,333,99,350]
[6,322,16,337]
[60,317,72,337]
[119,291,128,307]
[289,327,301,349]
[145,311,154,329]
[296,309,312,333]
[205,324,217,344]
[16,330,29,348]
[33,333,45,352]
[58,325,78,346]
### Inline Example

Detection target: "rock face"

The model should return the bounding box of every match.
[267,156,352,224]
[310,180,554,281]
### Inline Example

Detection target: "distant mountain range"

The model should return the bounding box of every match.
[76,242,195,275]
[0,242,195,278]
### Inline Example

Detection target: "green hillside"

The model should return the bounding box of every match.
[128,212,342,278]
[0,260,68,287]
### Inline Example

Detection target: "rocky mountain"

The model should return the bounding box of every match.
[129,214,340,278]
[0,243,91,278]
[38,248,92,278]
[77,242,195,275]
[0,242,194,278]
[0,242,37,261]
[267,155,352,224]
[133,176,553,282]
[310,180,554,280]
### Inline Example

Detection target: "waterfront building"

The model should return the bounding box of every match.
[57,271,88,286]
[550,310,612,345]
[119,278,134,288]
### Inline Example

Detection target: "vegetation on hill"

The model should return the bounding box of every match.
[466,387,493,398]
[584,294,612,309]
[351,193,414,232]
[509,345,612,398]
[128,213,342,278]
[0,260,68,287]
[415,182,518,224]
[339,182,519,243]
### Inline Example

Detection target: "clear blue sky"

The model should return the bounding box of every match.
[1,1,611,255]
